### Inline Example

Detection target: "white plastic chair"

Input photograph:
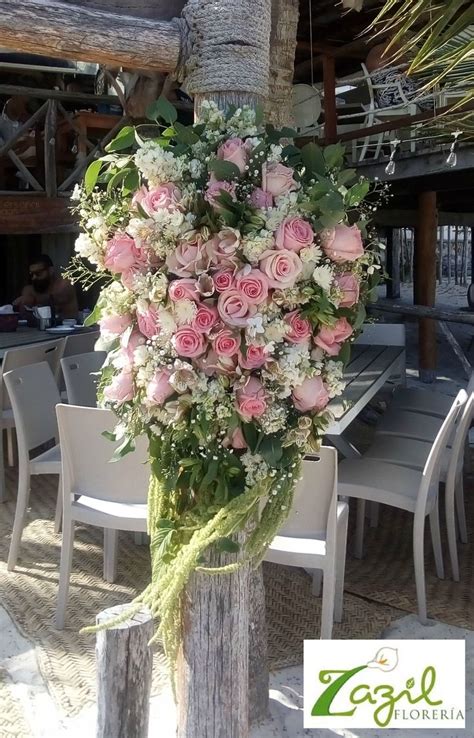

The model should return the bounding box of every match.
[3,362,62,570]
[55,404,149,629]
[62,330,100,358]
[364,392,473,581]
[338,390,467,623]
[264,447,348,639]
[0,339,64,502]
[390,372,474,419]
[60,351,106,407]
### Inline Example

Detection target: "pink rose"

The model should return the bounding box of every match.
[104,234,145,274]
[292,376,330,413]
[121,330,146,365]
[236,376,267,421]
[104,369,134,404]
[320,225,364,263]
[204,180,236,210]
[133,183,182,214]
[276,217,314,253]
[214,270,234,292]
[205,228,240,267]
[137,304,160,339]
[166,234,205,278]
[99,313,131,336]
[314,317,353,356]
[217,137,248,174]
[264,162,298,197]
[239,344,267,370]
[192,304,219,334]
[213,329,241,357]
[334,273,360,308]
[168,279,199,302]
[217,289,257,328]
[235,268,269,305]
[259,249,303,289]
[197,349,237,377]
[284,310,312,344]
[146,369,174,406]
[173,326,206,358]
[249,187,273,209]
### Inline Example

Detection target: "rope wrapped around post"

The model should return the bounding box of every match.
[176,0,271,98]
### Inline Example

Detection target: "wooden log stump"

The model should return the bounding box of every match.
[96,604,154,738]
[177,544,249,738]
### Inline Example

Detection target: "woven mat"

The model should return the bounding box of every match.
[344,466,474,629]
[0,467,397,718]
[0,668,31,738]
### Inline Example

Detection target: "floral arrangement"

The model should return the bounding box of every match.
[72,98,383,667]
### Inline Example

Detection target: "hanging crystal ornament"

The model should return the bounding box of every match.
[385,139,400,176]
[446,130,462,168]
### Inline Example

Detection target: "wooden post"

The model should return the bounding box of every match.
[447,224,452,284]
[385,227,401,299]
[44,99,57,198]
[96,605,154,738]
[322,54,337,144]
[414,191,438,383]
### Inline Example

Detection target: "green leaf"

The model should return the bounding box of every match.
[254,104,264,127]
[123,169,139,193]
[242,422,259,453]
[320,210,345,229]
[105,126,135,153]
[301,142,326,177]
[84,301,102,326]
[101,430,116,442]
[200,458,219,491]
[259,435,283,467]
[281,144,302,167]
[279,126,297,139]
[353,302,367,331]
[345,180,370,208]
[216,537,240,554]
[107,168,130,193]
[324,143,345,169]
[337,168,357,186]
[208,158,241,181]
[110,436,135,462]
[174,121,199,145]
[84,159,103,194]
[146,96,177,124]
[337,341,351,366]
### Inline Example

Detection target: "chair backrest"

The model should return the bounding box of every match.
[62,331,100,359]
[56,404,149,504]
[1,339,64,411]
[60,351,106,407]
[355,322,405,346]
[417,389,468,515]
[447,389,474,484]
[278,446,338,544]
[3,362,61,455]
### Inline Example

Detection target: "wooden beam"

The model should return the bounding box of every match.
[0,102,48,158]
[414,191,438,383]
[0,84,121,106]
[322,55,337,144]
[44,100,58,198]
[375,210,474,228]
[385,227,401,299]
[0,0,181,72]
[0,195,76,234]
[369,301,474,326]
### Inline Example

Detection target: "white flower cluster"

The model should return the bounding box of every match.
[241,452,270,488]
[323,360,346,398]
[135,141,186,185]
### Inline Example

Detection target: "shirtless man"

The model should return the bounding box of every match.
[13,254,79,321]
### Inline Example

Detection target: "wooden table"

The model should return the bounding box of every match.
[0,326,97,360]
[326,343,405,457]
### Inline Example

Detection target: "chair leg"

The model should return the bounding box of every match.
[445,473,460,582]
[0,428,6,503]
[103,529,119,584]
[334,514,348,623]
[320,564,336,639]
[311,570,322,597]
[7,467,30,571]
[354,499,366,559]
[429,503,444,580]
[413,514,428,624]
[54,475,62,535]
[455,476,468,544]
[369,502,379,528]
[6,427,15,467]
[55,519,75,630]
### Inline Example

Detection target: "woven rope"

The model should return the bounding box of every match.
[178,0,271,96]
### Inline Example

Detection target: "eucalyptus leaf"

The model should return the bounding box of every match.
[146,96,177,124]
[301,142,326,177]
[323,143,345,169]
[105,126,135,153]
[174,121,199,145]
[208,158,241,181]
[337,341,351,366]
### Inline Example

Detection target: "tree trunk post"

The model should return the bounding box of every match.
[414,191,438,383]
[385,227,401,299]
[322,54,337,144]
[96,605,154,738]
[176,2,272,735]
